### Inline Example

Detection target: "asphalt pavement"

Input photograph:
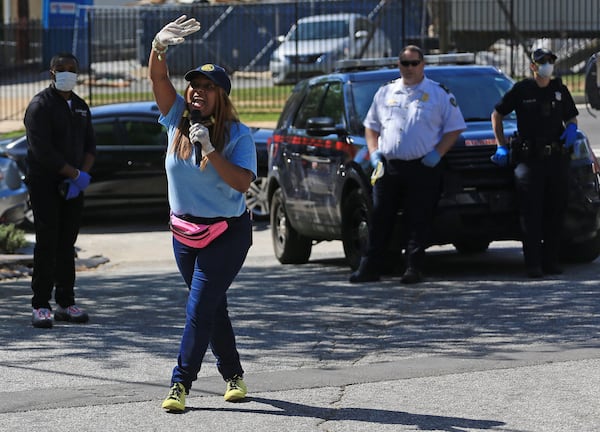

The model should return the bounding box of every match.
[0,218,599,431]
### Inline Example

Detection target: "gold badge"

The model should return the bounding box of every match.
[421,92,429,102]
[201,64,215,72]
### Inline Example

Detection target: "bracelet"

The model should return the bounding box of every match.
[152,38,168,61]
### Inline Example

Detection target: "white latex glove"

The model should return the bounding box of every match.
[155,15,201,47]
[189,122,215,156]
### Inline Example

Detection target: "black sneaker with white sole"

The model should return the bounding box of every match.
[54,305,89,323]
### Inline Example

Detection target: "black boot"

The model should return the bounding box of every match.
[349,257,380,283]
[400,267,423,284]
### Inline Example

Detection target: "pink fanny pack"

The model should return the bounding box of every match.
[169,214,229,248]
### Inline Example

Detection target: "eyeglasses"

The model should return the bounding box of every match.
[190,82,217,92]
[400,59,422,67]
[535,58,555,65]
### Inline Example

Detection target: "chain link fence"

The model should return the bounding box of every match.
[1,0,599,123]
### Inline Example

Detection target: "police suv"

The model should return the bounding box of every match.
[266,54,600,270]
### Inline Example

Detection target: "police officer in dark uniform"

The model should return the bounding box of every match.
[24,52,96,328]
[491,48,579,278]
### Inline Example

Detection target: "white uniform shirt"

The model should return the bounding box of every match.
[363,76,466,161]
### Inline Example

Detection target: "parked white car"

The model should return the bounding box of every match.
[0,146,28,226]
[270,13,392,85]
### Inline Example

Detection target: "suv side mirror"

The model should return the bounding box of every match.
[355,30,369,39]
[306,117,344,137]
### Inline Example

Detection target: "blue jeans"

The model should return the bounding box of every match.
[170,212,252,391]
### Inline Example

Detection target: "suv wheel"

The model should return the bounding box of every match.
[341,188,371,270]
[270,188,312,264]
[560,229,600,263]
[246,176,269,220]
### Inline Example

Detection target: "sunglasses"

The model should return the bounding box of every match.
[400,59,422,67]
[535,58,555,65]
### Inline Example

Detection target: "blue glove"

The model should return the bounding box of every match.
[490,145,509,167]
[64,180,81,200]
[421,149,441,167]
[73,170,91,190]
[560,123,577,148]
[369,150,383,169]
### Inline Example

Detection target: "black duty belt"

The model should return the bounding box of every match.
[540,142,569,156]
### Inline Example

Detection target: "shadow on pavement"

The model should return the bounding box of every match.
[1,242,599,379]
[193,396,506,430]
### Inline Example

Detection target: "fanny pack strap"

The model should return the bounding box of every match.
[170,213,229,248]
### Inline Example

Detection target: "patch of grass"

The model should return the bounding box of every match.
[1,85,291,139]
[84,85,291,123]
[0,130,25,140]
[0,223,28,254]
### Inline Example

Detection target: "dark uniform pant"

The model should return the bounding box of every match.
[513,153,570,270]
[29,176,84,309]
[365,158,442,273]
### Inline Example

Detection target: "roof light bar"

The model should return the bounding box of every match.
[335,52,475,72]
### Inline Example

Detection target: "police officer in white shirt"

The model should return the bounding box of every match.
[350,45,466,284]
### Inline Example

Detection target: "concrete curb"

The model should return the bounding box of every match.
[0,253,109,280]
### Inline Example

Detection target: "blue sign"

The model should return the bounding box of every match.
[43,0,92,28]
[42,0,93,69]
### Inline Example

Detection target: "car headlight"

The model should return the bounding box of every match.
[0,158,22,190]
[571,135,600,173]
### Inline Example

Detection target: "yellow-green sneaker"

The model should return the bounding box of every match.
[162,383,186,412]
[224,375,247,402]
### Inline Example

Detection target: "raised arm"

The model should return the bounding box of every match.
[148,15,201,116]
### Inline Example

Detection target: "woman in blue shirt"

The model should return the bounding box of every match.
[149,15,257,412]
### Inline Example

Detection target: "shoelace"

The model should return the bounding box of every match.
[36,309,51,319]
[227,377,241,389]
[67,306,80,314]
[168,384,183,400]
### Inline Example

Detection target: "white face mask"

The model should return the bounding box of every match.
[54,71,78,92]
[537,63,554,78]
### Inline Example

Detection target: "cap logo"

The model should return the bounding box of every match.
[201,64,215,72]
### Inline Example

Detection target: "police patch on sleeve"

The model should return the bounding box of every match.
[450,97,457,107]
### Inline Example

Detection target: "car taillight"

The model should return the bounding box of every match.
[270,134,282,160]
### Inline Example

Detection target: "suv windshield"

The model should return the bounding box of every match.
[349,68,516,133]
[427,69,516,121]
[289,20,349,41]
[351,78,395,124]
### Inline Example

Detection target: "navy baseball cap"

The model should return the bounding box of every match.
[531,48,557,63]
[184,64,231,95]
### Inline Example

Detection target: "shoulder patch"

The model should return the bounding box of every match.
[439,83,450,93]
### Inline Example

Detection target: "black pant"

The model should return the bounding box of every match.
[365,158,442,273]
[28,176,84,309]
[513,154,570,270]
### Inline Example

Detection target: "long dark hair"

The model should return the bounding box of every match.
[171,84,239,170]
